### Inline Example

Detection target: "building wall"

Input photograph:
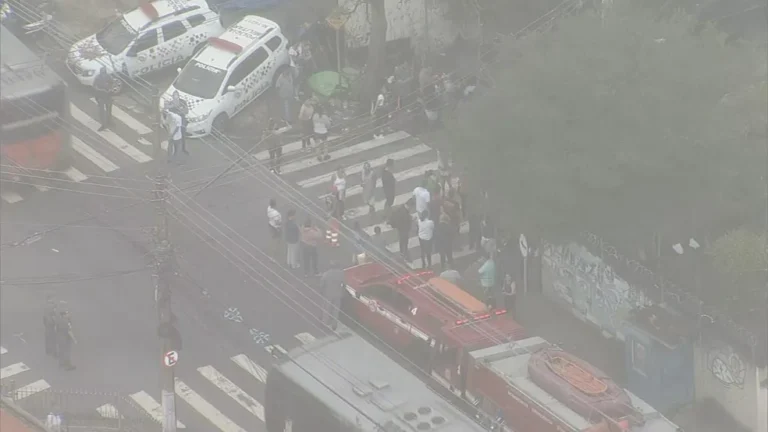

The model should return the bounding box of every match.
[338,0,459,53]
[694,337,767,432]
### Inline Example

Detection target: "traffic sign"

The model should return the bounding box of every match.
[163,350,178,367]
[519,234,529,257]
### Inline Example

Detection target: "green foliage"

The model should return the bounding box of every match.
[708,228,767,280]
[445,6,766,247]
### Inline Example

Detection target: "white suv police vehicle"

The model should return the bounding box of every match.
[66,0,224,92]
[160,15,290,137]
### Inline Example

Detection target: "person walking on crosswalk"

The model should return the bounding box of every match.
[361,161,377,218]
[331,166,347,217]
[298,97,315,151]
[169,91,190,155]
[380,159,396,218]
[165,108,183,163]
[284,208,301,269]
[55,309,76,371]
[313,106,332,161]
[43,296,58,357]
[93,67,114,131]
[389,199,414,261]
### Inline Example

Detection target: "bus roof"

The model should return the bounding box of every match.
[274,330,488,432]
[427,277,487,315]
[1,24,64,99]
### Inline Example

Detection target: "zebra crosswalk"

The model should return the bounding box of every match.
[1,98,159,205]
[0,345,52,400]
[277,130,477,270]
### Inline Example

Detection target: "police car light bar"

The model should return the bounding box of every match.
[139,1,159,19]
[454,309,506,326]
[209,37,243,54]
[396,270,434,285]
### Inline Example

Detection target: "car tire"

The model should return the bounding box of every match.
[212,113,228,133]
[272,64,290,88]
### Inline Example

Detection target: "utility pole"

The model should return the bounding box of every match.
[151,90,179,432]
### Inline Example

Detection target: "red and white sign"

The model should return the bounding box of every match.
[163,350,179,367]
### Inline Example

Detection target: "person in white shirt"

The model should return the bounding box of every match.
[165,109,183,162]
[331,167,347,217]
[413,185,431,215]
[313,105,332,161]
[267,198,282,257]
[417,211,435,268]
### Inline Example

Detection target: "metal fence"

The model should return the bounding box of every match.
[1,383,160,432]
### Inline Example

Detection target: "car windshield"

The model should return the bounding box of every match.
[174,61,226,99]
[95,17,136,55]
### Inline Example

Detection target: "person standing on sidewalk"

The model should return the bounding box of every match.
[389,199,414,261]
[413,183,431,215]
[320,260,345,330]
[417,211,435,269]
[313,106,332,161]
[436,211,455,270]
[298,97,315,151]
[165,108,183,163]
[501,273,517,316]
[169,91,190,155]
[380,159,396,217]
[361,161,377,218]
[301,218,322,277]
[331,166,347,216]
[275,69,295,124]
[479,254,497,310]
[284,209,300,269]
[267,198,282,258]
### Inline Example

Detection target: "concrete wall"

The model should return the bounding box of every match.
[694,337,768,432]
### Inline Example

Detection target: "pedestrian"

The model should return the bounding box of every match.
[380,158,396,217]
[479,254,496,310]
[361,161,377,218]
[275,68,294,123]
[298,97,315,151]
[481,216,496,257]
[320,260,345,330]
[389,199,414,261]
[425,170,441,198]
[442,189,461,249]
[284,209,300,269]
[313,105,332,161]
[55,310,76,370]
[437,149,452,193]
[165,108,183,163]
[267,198,282,258]
[300,218,322,277]
[169,91,190,155]
[371,91,387,139]
[436,211,454,269]
[93,66,114,131]
[457,168,469,220]
[352,221,370,265]
[413,184,431,215]
[501,273,517,316]
[43,296,58,357]
[331,166,346,216]
[265,118,286,174]
[417,211,435,269]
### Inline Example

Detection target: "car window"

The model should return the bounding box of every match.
[162,21,186,42]
[225,61,251,89]
[186,14,205,28]
[265,35,282,52]
[365,284,394,304]
[241,47,269,72]
[131,29,158,53]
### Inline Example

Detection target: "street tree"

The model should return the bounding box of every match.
[706,227,767,314]
[444,5,766,253]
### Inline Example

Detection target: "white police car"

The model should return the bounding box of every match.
[66,0,224,92]
[160,15,290,137]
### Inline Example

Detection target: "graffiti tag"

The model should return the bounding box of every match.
[707,344,746,389]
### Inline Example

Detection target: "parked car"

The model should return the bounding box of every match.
[66,0,224,92]
[160,14,290,137]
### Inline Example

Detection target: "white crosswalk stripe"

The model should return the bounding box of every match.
[0,362,30,379]
[130,391,186,428]
[96,403,123,419]
[0,346,7,354]
[282,130,474,270]
[72,137,119,172]
[90,98,153,135]
[14,380,51,400]
[175,379,246,432]
[294,332,316,344]
[70,104,152,163]
[198,366,264,421]
[231,354,268,383]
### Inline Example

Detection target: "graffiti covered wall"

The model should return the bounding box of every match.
[541,242,649,341]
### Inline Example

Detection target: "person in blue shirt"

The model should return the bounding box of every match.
[478,255,496,309]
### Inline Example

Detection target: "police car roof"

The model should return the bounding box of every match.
[123,0,208,31]
[194,15,278,69]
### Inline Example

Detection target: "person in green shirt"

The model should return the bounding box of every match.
[478,255,496,309]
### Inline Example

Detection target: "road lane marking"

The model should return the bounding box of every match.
[278,131,410,175]
[130,391,186,428]
[175,379,246,432]
[34,184,49,192]
[0,362,30,379]
[97,403,123,419]
[1,191,24,204]
[264,345,287,356]
[198,366,264,421]
[14,380,50,399]
[298,143,430,189]
[387,222,469,252]
[72,137,119,172]
[90,98,152,135]
[231,354,267,383]
[0,346,7,354]
[321,161,438,200]
[138,138,168,151]
[294,333,316,345]
[252,136,339,161]
[70,104,152,163]
[64,167,88,182]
